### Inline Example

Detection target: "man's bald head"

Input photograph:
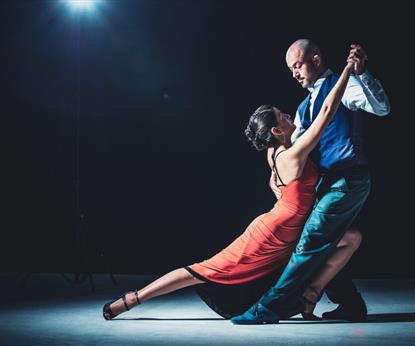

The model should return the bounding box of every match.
[285,39,325,88]
[286,39,322,61]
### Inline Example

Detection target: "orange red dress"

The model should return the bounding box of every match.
[187,158,318,285]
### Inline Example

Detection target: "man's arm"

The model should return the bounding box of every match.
[290,110,306,143]
[342,44,391,116]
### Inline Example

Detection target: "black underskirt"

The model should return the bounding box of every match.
[184,265,285,319]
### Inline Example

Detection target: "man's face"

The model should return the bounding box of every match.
[286,49,318,89]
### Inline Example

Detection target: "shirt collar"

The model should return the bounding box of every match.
[307,69,333,92]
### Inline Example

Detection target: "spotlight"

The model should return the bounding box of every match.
[64,0,100,12]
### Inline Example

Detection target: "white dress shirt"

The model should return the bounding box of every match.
[291,69,391,142]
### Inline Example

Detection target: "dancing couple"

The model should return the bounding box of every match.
[103,39,390,323]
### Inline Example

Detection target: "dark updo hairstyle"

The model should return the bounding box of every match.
[245,105,279,151]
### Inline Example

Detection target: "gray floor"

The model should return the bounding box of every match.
[0,273,414,346]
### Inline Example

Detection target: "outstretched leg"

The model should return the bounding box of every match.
[103,268,204,320]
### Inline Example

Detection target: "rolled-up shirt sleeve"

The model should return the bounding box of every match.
[342,70,391,116]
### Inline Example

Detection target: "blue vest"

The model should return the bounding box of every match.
[297,73,367,171]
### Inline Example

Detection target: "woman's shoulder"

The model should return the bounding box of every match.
[274,146,295,164]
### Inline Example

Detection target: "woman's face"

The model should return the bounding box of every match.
[273,107,296,137]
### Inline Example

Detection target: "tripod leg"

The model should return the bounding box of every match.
[109,273,117,286]
[101,251,117,287]
[88,273,95,292]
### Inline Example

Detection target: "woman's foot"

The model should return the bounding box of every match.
[301,287,321,321]
[103,289,141,320]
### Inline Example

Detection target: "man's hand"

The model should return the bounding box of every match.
[348,44,368,75]
[269,171,282,200]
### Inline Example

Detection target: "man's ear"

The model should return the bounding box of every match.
[312,54,321,67]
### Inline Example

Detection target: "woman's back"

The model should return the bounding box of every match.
[267,147,317,211]
[187,153,319,285]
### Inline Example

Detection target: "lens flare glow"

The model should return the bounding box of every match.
[64,0,100,11]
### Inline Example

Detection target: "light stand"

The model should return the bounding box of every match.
[18,0,116,291]
[62,9,116,292]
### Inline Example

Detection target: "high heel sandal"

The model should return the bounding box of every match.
[301,287,322,321]
[103,289,141,320]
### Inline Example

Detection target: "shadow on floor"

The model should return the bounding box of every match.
[286,313,415,324]
[112,313,415,323]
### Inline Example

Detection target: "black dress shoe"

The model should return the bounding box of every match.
[322,293,367,322]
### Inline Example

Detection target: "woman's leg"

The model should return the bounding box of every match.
[105,268,204,319]
[302,229,362,314]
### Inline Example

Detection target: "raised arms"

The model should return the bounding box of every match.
[342,44,390,116]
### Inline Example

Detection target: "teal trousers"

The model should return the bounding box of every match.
[258,166,371,317]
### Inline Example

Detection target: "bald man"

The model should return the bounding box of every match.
[232,40,390,324]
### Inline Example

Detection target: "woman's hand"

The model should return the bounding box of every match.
[347,44,368,75]
[269,171,282,200]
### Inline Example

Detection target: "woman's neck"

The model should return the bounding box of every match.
[280,139,292,149]
[273,142,291,154]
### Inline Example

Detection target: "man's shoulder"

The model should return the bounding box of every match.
[296,94,310,111]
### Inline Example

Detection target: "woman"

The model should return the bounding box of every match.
[103,55,360,321]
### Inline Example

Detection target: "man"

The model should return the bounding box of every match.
[231,39,390,324]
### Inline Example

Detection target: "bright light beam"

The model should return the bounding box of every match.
[64,0,101,12]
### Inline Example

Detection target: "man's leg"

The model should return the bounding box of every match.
[323,263,367,321]
[231,169,371,324]
[325,266,359,303]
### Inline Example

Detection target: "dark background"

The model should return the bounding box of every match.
[1,1,412,278]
